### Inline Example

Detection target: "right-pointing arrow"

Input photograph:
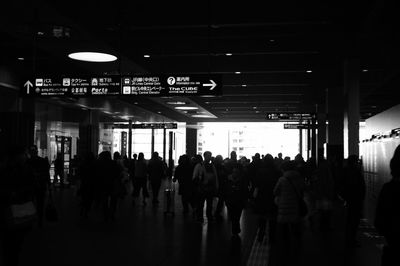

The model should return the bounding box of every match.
[24,80,33,94]
[203,79,217,90]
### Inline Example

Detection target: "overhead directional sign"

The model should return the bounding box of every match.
[22,76,121,97]
[284,123,316,129]
[121,74,221,96]
[266,113,316,121]
[113,123,178,129]
[21,74,222,97]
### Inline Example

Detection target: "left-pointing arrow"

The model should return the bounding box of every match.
[203,79,217,91]
[24,80,33,94]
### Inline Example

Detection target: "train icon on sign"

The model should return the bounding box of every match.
[63,78,70,86]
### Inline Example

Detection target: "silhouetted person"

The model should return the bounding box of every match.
[254,154,281,243]
[148,152,166,204]
[248,153,262,200]
[274,160,305,266]
[113,152,129,198]
[214,155,228,220]
[375,145,400,266]
[0,146,36,266]
[274,152,284,169]
[341,155,365,247]
[225,164,247,238]
[27,145,50,227]
[313,157,335,232]
[94,151,121,221]
[133,152,149,206]
[173,154,195,214]
[193,151,218,222]
[53,153,64,188]
[78,152,96,218]
[225,151,238,175]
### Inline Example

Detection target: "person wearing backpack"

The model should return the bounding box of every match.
[192,151,218,223]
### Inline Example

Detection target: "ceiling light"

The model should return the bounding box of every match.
[68,52,117,62]
[17,57,24,61]
[269,39,275,42]
[192,115,216,118]
[166,101,186,105]
[134,102,138,104]
[242,84,247,87]
[253,107,257,109]
[157,111,162,114]
[226,53,233,56]
[362,69,368,72]
[144,55,150,58]
[174,106,199,110]
[306,70,312,73]
[37,31,44,35]
[235,71,241,74]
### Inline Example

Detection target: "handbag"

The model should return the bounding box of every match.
[45,189,58,222]
[286,177,308,218]
[10,201,37,226]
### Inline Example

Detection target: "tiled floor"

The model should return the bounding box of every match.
[8,181,383,266]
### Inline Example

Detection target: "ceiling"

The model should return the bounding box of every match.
[0,0,398,123]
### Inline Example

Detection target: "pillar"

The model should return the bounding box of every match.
[128,120,132,159]
[344,58,360,158]
[78,110,99,156]
[186,124,197,158]
[326,86,344,164]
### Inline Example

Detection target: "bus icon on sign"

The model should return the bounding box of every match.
[35,79,43,86]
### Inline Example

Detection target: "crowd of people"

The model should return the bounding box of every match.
[1,145,399,266]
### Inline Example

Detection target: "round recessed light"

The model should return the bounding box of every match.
[174,106,199,110]
[235,71,241,74]
[68,52,117,62]
[144,54,150,58]
[306,70,312,73]
[157,111,162,114]
[166,101,186,105]
[192,114,215,118]
[226,53,233,56]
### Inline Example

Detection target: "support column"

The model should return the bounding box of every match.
[78,110,99,156]
[317,112,327,161]
[326,86,344,165]
[151,128,155,155]
[128,120,132,159]
[168,131,174,178]
[307,121,311,160]
[186,124,197,158]
[311,118,317,160]
[163,127,166,163]
[344,58,360,157]
[299,128,303,156]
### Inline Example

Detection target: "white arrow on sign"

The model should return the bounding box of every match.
[202,79,217,91]
[24,80,33,94]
